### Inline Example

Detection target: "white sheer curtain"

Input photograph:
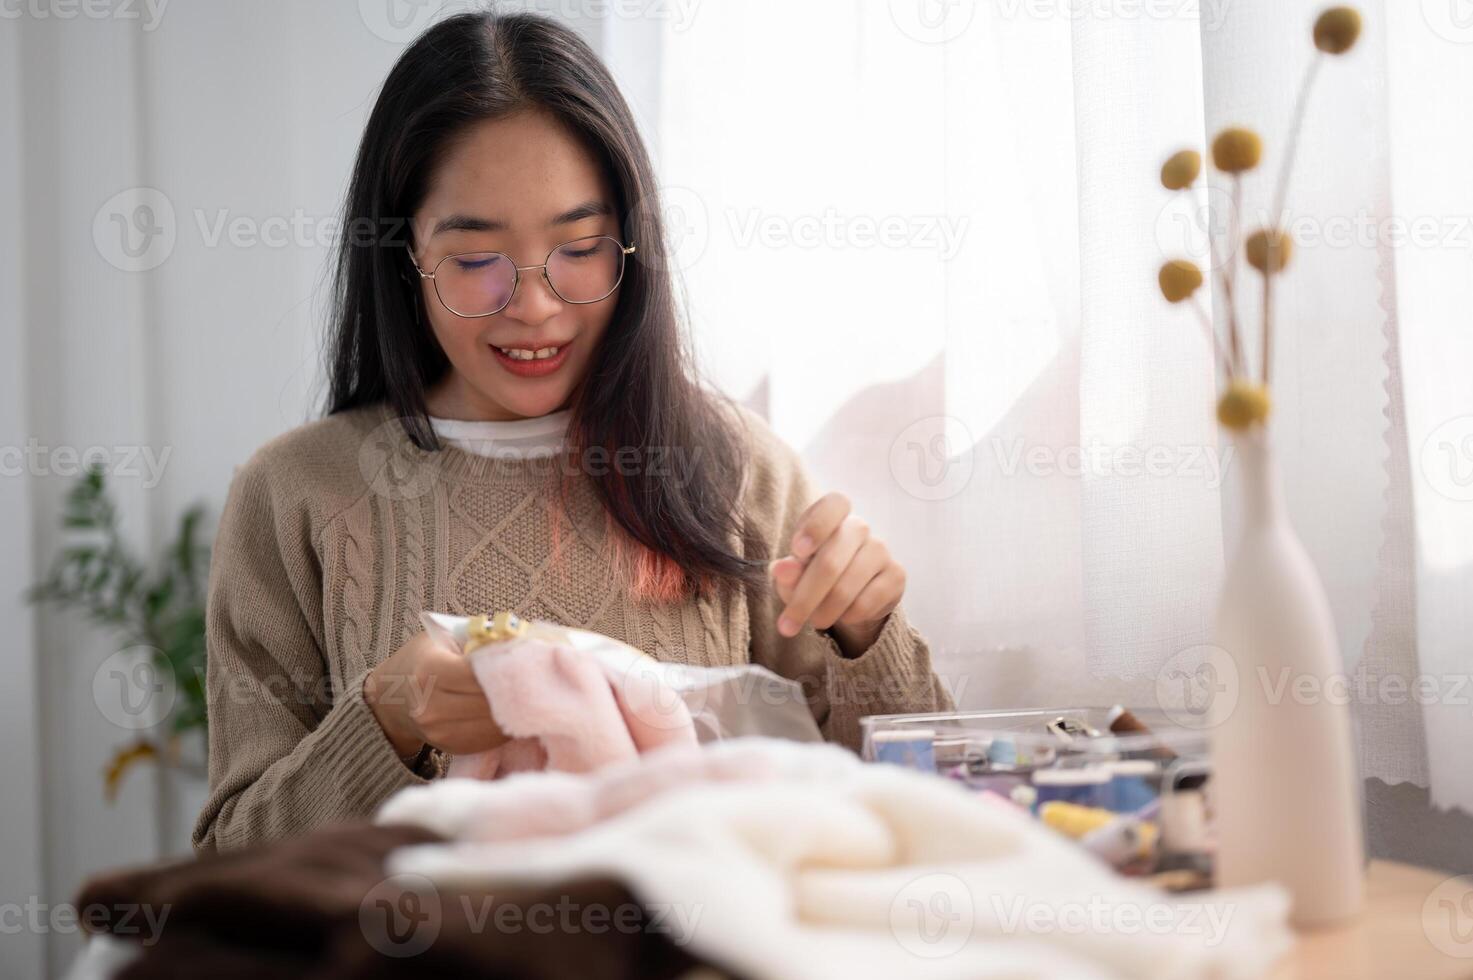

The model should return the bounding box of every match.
[612,0,1473,816]
[1383,1,1473,814]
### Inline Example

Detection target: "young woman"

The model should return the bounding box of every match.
[194,11,952,853]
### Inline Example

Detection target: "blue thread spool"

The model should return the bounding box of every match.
[1032,768,1111,810]
[1104,760,1158,812]
[870,729,936,772]
[986,737,1018,768]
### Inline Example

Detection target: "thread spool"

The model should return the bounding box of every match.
[1032,768,1111,809]
[870,729,936,772]
[1103,760,1159,812]
[1040,801,1116,838]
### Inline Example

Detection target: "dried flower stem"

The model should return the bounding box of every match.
[1273,57,1325,237]
[1264,54,1325,385]
[1217,264,1244,377]
[1214,175,1247,377]
[1192,294,1233,383]
[1261,255,1273,387]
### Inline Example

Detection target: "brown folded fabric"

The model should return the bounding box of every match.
[323,874,719,980]
[108,931,318,980]
[78,822,444,957]
[75,821,730,979]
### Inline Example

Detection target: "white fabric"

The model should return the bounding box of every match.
[381,738,1292,980]
[62,935,139,980]
[629,0,1473,811]
[429,408,571,459]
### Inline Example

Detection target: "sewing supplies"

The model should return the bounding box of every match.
[1161,789,1210,854]
[869,728,936,772]
[1046,715,1102,743]
[1083,818,1159,869]
[1110,704,1209,788]
[987,736,1018,767]
[933,736,990,773]
[859,707,1212,881]
[1040,800,1161,872]
[1102,760,1158,812]
[1107,704,1174,758]
[1081,800,1162,870]
[1032,767,1111,808]
[1040,800,1117,838]
[951,772,1025,797]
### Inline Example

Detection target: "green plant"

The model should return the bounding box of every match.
[29,466,210,795]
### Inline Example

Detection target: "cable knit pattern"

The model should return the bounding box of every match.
[193,401,952,853]
[397,493,426,653]
[338,504,371,666]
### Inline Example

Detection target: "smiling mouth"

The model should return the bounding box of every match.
[489,339,573,377]
[492,344,565,361]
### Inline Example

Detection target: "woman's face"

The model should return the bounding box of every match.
[413,109,623,421]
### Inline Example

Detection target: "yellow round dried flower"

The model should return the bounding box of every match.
[1217,380,1273,430]
[1212,128,1262,173]
[1161,150,1202,191]
[1158,260,1205,303]
[1314,7,1361,55]
[1245,228,1294,274]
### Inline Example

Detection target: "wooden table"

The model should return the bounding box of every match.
[1268,861,1473,979]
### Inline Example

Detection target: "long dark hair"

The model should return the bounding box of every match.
[326,10,764,600]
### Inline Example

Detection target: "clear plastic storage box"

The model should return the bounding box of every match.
[861,706,1214,888]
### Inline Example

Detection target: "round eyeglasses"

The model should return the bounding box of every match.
[407,235,637,318]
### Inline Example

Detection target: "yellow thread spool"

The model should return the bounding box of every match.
[1039,801,1117,839]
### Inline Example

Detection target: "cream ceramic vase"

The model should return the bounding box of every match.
[1210,425,1364,927]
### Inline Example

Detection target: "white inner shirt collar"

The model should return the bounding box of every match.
[428,409,571,459]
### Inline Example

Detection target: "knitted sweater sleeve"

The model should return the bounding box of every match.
[191,455,434,853]
[734,408,955,752]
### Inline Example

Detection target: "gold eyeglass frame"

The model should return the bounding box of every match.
[407,234,637,318]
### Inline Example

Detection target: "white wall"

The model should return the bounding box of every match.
[1,16,45,980]
[14,11,161,976]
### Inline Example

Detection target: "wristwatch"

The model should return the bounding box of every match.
[399,742,435,775]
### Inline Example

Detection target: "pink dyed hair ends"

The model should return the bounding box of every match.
[544,473,704,605]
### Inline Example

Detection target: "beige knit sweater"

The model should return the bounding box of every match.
[193,401,953,852]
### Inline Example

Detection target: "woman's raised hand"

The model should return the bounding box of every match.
[768,491,905,657]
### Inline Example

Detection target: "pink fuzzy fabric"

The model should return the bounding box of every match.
[447,637,698,780]
[455,742,794,841]
[380,738,839,843]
